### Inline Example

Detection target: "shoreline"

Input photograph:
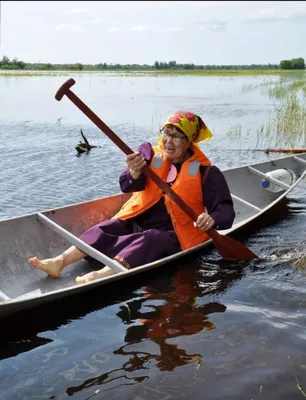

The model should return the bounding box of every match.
[0,69,304,77]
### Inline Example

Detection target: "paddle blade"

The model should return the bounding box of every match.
[207,229,258,261]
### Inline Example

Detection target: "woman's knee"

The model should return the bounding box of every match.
[144,229,179,248]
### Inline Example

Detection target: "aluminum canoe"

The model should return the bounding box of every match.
[1,153,306,319]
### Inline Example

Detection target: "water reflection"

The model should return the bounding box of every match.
[0,336,53,361]
[66,263,243,395]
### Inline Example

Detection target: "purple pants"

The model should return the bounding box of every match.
[79,219,181,268]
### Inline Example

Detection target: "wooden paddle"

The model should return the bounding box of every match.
[55,78,258,261]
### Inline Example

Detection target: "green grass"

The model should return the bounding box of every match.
[149,69,289,76]
[0,69,303,78]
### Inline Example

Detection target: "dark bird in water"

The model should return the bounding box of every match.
[75,129,100,155]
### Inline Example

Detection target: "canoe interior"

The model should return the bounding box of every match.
[0,153,306,317]
[0,193,131,299]
[223,154,306,221]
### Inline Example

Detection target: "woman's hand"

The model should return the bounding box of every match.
[193,212,215,231]
[126,152,147,180]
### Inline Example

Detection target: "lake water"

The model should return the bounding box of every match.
[0,73,306,400]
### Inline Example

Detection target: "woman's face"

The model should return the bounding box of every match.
[161,125,190,163]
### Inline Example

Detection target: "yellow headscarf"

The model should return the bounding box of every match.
[162,111,212,143]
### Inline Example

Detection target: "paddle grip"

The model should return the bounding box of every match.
[55,78,76,101]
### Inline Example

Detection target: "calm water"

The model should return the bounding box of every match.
[0,73,306,400]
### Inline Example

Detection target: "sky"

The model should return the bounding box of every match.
[0,1,306,65]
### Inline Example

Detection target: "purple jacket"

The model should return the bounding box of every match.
[119,143,235,231]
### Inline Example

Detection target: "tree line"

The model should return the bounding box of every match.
[0,55,304,71]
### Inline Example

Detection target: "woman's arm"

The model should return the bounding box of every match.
[119,142,154,193]
[202,166,235,230]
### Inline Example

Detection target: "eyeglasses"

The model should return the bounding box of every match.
[161,129,187,143]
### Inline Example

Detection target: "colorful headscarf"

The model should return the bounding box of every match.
[162,111,212,143]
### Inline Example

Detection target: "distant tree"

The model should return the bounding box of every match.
[0,64,15,69]
[0,55,10,66]
[70,63,83,70]
[16,60,26,69]
[280,60,291,69]
[280,57,305,70]
[291,57,305,69]
[168,60,177,69]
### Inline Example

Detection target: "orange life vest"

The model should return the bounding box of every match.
[113,143,212,250]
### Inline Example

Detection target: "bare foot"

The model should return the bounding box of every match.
[28,256,64,278]
[76,266,115,285]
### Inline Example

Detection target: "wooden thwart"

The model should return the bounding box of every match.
[36,213,126,274]
[230,193,262,212]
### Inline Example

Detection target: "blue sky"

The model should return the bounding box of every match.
[1,1,305,65]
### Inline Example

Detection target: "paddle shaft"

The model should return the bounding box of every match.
[59,84,200,223]
[55,78,258,260]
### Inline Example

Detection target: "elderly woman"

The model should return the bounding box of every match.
[29,111,235,284]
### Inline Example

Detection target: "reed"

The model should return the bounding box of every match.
[296,376,306,398]
[257,93,306,148]
[268,79,306,99]
[230,72,306,149]
[122,302,131,322]
[226,124,242,139]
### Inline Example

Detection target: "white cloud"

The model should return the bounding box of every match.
[198,20,228,32]
[130,25,150,31]
[128,25,183,33]
[244,7,285,23]
[166,27,184,32]
[81,17,106,25]
[243,4,306,23]
[210,25,227,32]
[108,27,121,32]
[67,8,88,15]
[197,19,227,26]
[81,17,122,27]
[55,24,86,33]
